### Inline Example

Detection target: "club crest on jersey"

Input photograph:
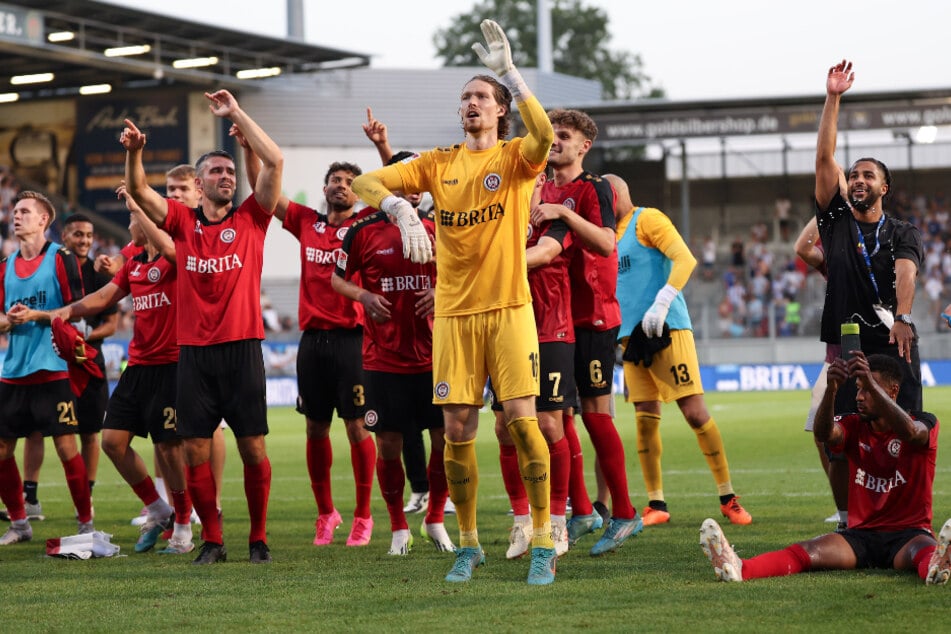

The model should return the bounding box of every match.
[434,381,450,400]
[364,410,379,428]
[336,226,349,241]
[147,266,161,283]
[526,224,534,241]
[888,438,902,458]
[220,228,236,243]
[483,173,501,192]
[562,197,577,210]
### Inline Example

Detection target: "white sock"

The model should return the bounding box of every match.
[154,477,169,504]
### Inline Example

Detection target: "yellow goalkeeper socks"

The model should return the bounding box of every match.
[694,417,735,496]
[636,411,664,502]
[506,416,553,549]
[444,438,480,547]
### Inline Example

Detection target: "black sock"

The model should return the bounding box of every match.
[23,481,38,505]
[648,500,668,512]
[89,481,96,494]
[719,493,736,506]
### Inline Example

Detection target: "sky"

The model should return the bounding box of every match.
[109,0,951,101]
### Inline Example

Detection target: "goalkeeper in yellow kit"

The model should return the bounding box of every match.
[352,19,556,585]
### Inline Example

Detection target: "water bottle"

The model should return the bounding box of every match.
[840,323,861,360]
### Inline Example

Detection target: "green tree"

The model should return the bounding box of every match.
[433,0,662,100]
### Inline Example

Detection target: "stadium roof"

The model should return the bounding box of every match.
[0,0,370,99]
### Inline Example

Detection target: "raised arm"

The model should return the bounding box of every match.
[850,353,929,445]
[229,123,288,220]
[473,19,553,163]
[815,60,853,209]
[206,90,284,212]
[118,183,176,263]
[813,357,846,445]
[121,119,168,225]
[794,216,824,270]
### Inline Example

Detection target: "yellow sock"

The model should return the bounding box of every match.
[506,416,553,549]
[444,438,479,547]
[694,418,734,496]
[635,411,664,501]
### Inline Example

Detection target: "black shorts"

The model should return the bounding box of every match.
[574,326,620,398]
[104,363,179,445]
[363,370,443,435]
[296,328,366,422]
[489,341,576,413]
[0,380,79,438]
[177,340,268,439]
[76,375,108,434]
[839,527,933,569]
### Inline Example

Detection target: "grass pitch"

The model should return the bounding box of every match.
[3,388,951,632]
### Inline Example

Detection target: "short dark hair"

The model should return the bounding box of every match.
[465,75,512,139]
[867,353,903,389]
[195,150,235,175]
[548,108,599,141]
[324,162,362,185]
[64,213,93,227]
[848,157,892,189]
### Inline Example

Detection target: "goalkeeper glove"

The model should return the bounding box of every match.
[380,195,432,264]
[472,19,514,76]
[642,284,678,338]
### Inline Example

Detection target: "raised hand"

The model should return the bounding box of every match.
[826,60,854,96]
[362,107,388,146]
[472,19,514,76]
[205,89,240,118]
[229,123,250,149]
[119,119,146,151]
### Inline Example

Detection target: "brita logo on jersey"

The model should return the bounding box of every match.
[380,275,432,292]
[854,467,907,493]
[185,254,243,274]
[438,203,505,227]
[305,247,343,265]
[131,291,171,311]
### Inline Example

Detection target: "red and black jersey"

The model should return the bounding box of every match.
[335,209,436,373]
[528,219,574,343]
[112,251,178,366]
[283,200,363,331]
[828,411,939,532]
[541,172,621,331]
[161,195,269,345]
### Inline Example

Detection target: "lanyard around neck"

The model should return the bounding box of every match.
[854,214,885,299]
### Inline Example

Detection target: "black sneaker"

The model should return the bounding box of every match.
[192,541,227,565]
[0,509,9,522]
[593,501,611,526]
[249,540,272,564]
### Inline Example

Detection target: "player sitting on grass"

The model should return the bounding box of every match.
[701,352,950,585]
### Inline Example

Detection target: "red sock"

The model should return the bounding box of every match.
[187,461,221,544]
[741,544,811,579]
[352,436,376,519]
[307,436,334,515]
[244,457,271,544]
[170,488,192,526]
[63,454,92,523]
[131,476,160,506]
[376,457,407,531]
[499,443,529,516]
[548,437,570,516]
[581,412,634,519]
[0,457,26,522]
[425,448,448,524]
[563,412,593,516]
[915,545,937,580]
